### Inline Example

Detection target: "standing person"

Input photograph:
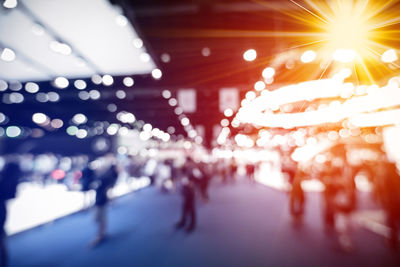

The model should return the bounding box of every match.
[81,164,96,208]
[199,162,211,202]
[246,163,255,183]
[175,159,196,233]
[91,163,118,247]
[0,161,20,267]
[289,167,305,225]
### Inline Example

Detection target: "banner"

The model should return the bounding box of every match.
[177,89,196,113]
[219,88,239,112]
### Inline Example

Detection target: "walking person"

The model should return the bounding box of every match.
[90,162,118,247]
[175,158,196,233]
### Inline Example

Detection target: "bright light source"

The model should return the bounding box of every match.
[123,77,134,87]
[9,93,24,103]
[49,41,71,55]
[152,69,162,79]
[254,81,265,91]
[6,126,21,138]
[66,126,78,136]
[118,127,129,136]
[78,91,90,100]
[161,53,171,63]
[1,48,16,62]
[107,103,117,112]
[54,77,69,88]
[102,75,114,86]
[0,113,6,124]
[327,9,369,51]
[116,90,126,99]
[46,92,59,102]
[32,113,48,125]
[220,119,229,127]
[72,113,87,125]
[36,93,49,103]
[174,107,183,115]
[140,52,150,62]
[381,49,398,63]
[262,67,275,79]
[188,129,197,138]
[139,131,151,141]
[167,126,175,134]
[115,15,128,27]
[0,80,7,91]
[76,129,88,139]
[3,0,17,8]
[25,82,39,93]
[301,50,316,63]
[231,118,240,128]
[168,98,177,106]
[132,38,143,49]
[143,123,152,132]
[107,124,119,135]
[51,119,63,129]
[224,108,233,117]
[202,47,211,57]
[243,49,257,61]
[91,75,102,85]
[89,90,101,100]
[333,49,356,63]
[162,133,171,142]
[117,111,135,123]
[181,117,189,126]
[246,91,256,100]
[74,80,87,90]
[9,81,22,91]
[162,90,171,99]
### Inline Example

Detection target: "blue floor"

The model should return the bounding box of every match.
[8,181,400,267]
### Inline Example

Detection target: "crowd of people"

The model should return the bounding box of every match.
[284,143,400,251]
[0,145,400,266]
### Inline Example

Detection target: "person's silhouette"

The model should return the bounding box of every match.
[0,162,20,267]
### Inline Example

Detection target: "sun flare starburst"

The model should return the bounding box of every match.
[282,0,400,84]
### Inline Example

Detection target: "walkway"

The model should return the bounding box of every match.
[8,181,400,267]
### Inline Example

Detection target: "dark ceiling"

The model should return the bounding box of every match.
[2,0,300,153]
[7,0,398,153]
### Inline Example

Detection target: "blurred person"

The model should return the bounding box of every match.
[281,155,297,185]
[0,161,21,267]
[228,159,238,183]
[320,145,355,252]
[81,164,96,208]
[373,157,400,250]
[91,162,119,247]
[175,159,197,233]
[289,166,305,225]
[246,162,256,183]
[198,162,211,202]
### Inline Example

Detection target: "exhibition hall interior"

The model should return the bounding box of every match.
[1,0,400,266]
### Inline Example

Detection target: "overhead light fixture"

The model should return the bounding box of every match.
[243,49,257,61]
[3,0,17,9]
[1,48,16,62]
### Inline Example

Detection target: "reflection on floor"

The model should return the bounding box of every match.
[6,177,150,235]
[9,180,400,267]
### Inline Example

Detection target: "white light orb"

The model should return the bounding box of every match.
[152,69,162,79]
[243,49,257,61]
